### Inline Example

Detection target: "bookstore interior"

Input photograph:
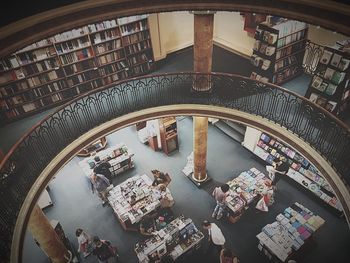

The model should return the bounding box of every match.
[1,11,349,263]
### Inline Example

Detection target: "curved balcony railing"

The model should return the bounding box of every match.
[1,72,350,261]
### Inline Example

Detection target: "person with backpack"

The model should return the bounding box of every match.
[93,156,113,183]
[92,236,119,263]
[212,184,230,220]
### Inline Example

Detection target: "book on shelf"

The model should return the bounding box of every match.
[331,71,346,84]
[317,82,328,92]
[324,101,337,112]
[338,58,350,71]
[330,53,342,68]
[315,96,327,107]
[311,76,323,89]
[319,50,333,65]
[309,93,319,103]
[323,68,335,80]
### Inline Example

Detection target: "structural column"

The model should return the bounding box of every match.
[192,12,214,183]
[28,204,70,263]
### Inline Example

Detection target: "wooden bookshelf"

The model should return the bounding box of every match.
[250,18,308,85]
[0,15,154,123]
[305,45,350,117]
[159,117,178,155]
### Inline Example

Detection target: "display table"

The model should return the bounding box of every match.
[134,215,204,262]
[108,174,161,231]
[225,168,273,222]
[256,202,325,262]
[78,143,134,178]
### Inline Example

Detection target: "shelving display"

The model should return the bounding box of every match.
[257,202,325,262]
[305,45,350,116]
[134,215,204,263]
[108,174,161,230]
[78,143,134,177]
[159,117,178,155]
[0,14,154,123]
[253,132,343,214]
[250,18,308,84]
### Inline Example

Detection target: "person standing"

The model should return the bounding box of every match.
[151,169,171,186]
[75,228,93,258]
[266,156,289,188]
[202,220,226,255]
[157,183,175,208]
[92,236,119,263]
[93,156,113,183]
[90,173,111,206]
[212,184,230,220]
[220,248,240,263]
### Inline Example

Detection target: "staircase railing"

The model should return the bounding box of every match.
[0,72,349,262]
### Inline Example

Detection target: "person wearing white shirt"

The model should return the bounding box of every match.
[202,220,226,255]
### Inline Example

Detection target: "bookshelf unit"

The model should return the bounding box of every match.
[159,117,178,155]
[0,15,154,123]
[305,45,350,117]
[77,136,108,157]
[250,18,308,85]
[253,132,343,216]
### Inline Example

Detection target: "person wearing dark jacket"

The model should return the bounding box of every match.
[92,236,119,263]
[93,156,113,183]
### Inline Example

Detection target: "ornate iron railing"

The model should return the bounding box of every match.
[303,40,324,75]
[0,72,350,262]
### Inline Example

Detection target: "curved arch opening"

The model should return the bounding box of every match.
[14,104,350,262]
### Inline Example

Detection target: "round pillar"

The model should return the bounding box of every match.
[193,116,209,182]
[28,204,70,263]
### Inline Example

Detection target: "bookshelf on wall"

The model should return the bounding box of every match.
[305,44,350,117]
[0,14,154,123]
[250,18,308,85]
[253,132,343,216]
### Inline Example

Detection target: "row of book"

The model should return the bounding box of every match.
[117,15,148,26]
[255,28,278,45]
[272,66,300,84]
[122,31,150,45]
[0,81,29,97]
[319,49,350,71]
[311,75,338,95]
[53,26,90,42]
[253,40,276,56]
[250,72,269,83]
[119,20,148,36]
[102,71,129,85]
[17,46,57,65]
[128,53,150,65]
[92,28,121,44]
[0,70,25,84]
[272,20,307,38]
[98,50,126,65]
[63,59,96,76]
[0,56,20,71]
[276,30,306,48]
[132,63,152,75]
[27,70,63,88]
[99,62,127,76]
[276,42,304,60]
[55,37,91,54]
[309,93,337,112]
[125,41,151,56]
[251,54,271,70]
[21,58,59,76]
[17,38,55,53]
[88,19,118,33]
[59,48,94,65]
[66,71,100,86]
[274,55,298,72]
[94,39,122,55]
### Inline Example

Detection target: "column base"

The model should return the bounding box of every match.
[186,172,212,188]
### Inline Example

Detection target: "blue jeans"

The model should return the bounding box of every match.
[212,201,226,220]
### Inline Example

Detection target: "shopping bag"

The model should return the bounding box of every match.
[255,196,268,212]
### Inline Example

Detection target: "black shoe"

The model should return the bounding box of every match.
[102,202,108,207]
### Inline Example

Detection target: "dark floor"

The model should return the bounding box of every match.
[2,45,350,263]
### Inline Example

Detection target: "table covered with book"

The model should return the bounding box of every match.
[225,168,274,222]
[256,202,325,262]
[134,215,204,263]
[108,174,162,230]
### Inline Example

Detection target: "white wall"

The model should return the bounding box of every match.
[149,12,193,61]
[213,12,255,57]
[149,12,350,61]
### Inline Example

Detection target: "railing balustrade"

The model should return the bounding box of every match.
[0,72,349,262]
